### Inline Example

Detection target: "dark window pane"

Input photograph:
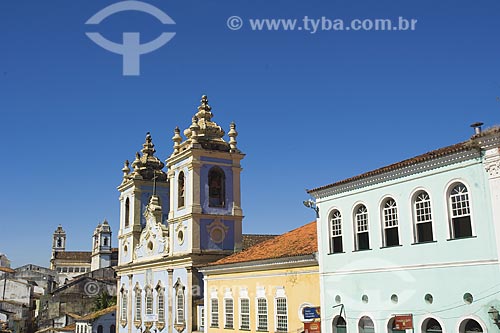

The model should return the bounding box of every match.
[385,227,399,247]
[453,216,472,238]
[417,222,434,243]
[331,236,343,253]
[358,232,370,250]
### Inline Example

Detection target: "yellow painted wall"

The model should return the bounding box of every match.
[205,264,319,333]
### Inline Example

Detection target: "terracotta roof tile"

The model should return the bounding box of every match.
[53,251,91,262]
[242,234,278,249]
[212,222,317,265]
[79,305,116,321]
[308,141,476,194]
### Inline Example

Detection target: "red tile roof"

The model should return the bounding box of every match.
[242,234,278,249]
[53,251,91,262]
[211,221,317,265]
[307,141,476,194]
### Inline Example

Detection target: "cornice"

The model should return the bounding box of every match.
[312,149,480,199]
[199,254,318,275]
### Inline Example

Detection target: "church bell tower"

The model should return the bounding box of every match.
[117,133,169,265]
[166,95,244,257]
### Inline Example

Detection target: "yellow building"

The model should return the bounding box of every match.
[200,221,319,333]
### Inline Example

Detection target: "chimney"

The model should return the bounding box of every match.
[470,122,484,135]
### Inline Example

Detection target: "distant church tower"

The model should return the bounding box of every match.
[50,225,66,270]
[91,220,112,271]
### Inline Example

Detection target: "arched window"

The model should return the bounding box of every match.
[103,237,108,247]
[176,287,185,324]
[413,191,434,243]
[208,167,225,207]
[178,171,185,208]
[57,238,62,247]
[125,198,130,227]
[330,210,343,254]
[459,318,483,332]
[110,325,115,333]
[449,183,473,238]
[333,316,347,333]
[358,316,375,333]
[120,288,128,322]
[355,205,370,251]
[422,318,442,333]
[156,283,165,324]
[97,325,103,333]
[145,287,153,315]
[382,198,400,247]
[134,285,142,322]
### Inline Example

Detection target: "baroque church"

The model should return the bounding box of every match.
[50,222,118,284]
[116,95,265,333]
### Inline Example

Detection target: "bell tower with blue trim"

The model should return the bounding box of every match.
[166,95,244,256]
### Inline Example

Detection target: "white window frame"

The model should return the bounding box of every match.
[134,284,142,322]
[210,298,219,328]
[354,204,370,250]
[274,288,288,333]
[239,288,250,330]
[224,289,234,329]
[176,287,185,324]
[329,209,343,253]
[145,286,153,316]
[256,287,268,331]
[382,198,400,247]
[120,287,128,322]
[156,284,165,324]
[447,181,474,239]
[412,190,434,243]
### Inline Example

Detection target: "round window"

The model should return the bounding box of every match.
[178,230,184,244]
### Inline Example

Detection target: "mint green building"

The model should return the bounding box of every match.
[308,125,500,333]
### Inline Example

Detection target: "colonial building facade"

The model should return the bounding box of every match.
[201,221,319,333]
[308,125,500,333]
[116,96,245,333]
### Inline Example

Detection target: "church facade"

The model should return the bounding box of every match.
[116,96,244,333]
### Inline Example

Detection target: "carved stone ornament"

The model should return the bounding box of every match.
[134,195,169,260]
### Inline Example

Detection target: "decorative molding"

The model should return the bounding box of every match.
[311,150,481,199]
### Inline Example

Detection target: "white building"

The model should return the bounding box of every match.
[308,124,500,333]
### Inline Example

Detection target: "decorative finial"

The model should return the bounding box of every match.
[141,132,156,156]
[196,95,213,122]
[190,116,200,144]
[228,121,238,152]
[122,160,130,178]
[172,126,182,154]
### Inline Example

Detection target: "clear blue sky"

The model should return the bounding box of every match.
[0,0,499,267]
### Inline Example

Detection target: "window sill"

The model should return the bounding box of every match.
[224,327,234,330]
[240,329,251,331]
[447,236,477,241]
[257,329,269,332]
[411,240,437,245]
[352,249,372,252]
[327,252,345,255]
[210,326,219,329]
[380,245,403,249]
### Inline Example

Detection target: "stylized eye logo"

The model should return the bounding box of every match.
[85,1,176,76]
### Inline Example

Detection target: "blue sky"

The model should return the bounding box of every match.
[0,0,499,267]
